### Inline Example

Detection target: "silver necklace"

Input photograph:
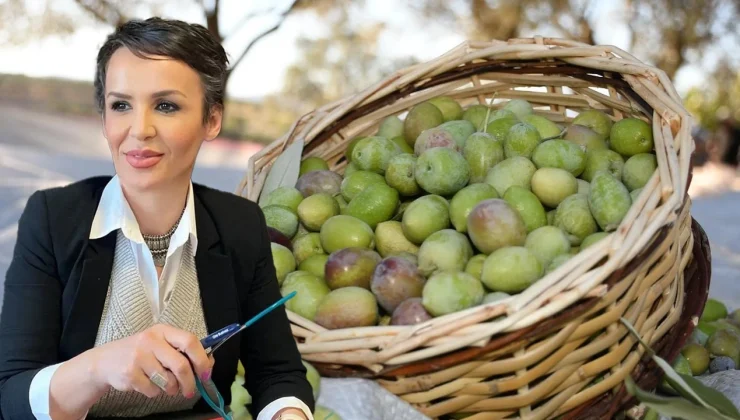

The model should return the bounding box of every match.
[142,206,186,267]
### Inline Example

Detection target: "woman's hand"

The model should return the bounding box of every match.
[89,324,214,399]
[272,407,310,419]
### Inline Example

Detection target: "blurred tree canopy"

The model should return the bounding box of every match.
[1,0,738,132]
[280,2,420,114]
[0,0,406,110]
[414,0,738,80]
[411,0,739,129]
[685,60,740,130]
[0,0,309,85]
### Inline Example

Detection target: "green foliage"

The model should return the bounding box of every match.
[684,61,740,130]
[281,4,418,112]
[620,317,740,420]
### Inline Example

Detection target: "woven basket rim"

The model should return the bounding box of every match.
[240,37,689,174]
[237,37,696,377]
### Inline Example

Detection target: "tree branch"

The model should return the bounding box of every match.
[226,0,300,77]
[222,6,279,41]
[73,0,126,26]
[204,0,221,41]
[624,0,639,52]
[544,0,595,44]
[576,0,595,44]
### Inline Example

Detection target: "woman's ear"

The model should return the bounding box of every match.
[204,105,223,142]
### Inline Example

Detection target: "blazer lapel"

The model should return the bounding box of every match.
[193,192,239,335]
[193,192,239,402]
[61,232,116,359]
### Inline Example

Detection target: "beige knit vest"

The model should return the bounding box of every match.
[89,230,215,417]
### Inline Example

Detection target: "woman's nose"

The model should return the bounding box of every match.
[130,109,156,141]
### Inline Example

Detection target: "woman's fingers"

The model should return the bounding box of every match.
[151,340,197,398]
[128,363,164,399]
[156,324,213,382]
[161,370,180,397]
[138,352,180,397]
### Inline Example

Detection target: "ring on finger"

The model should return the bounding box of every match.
[149,371,169,391]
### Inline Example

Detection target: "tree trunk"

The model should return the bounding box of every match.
[656,29,684,80]
[471,0,522,41]
[205,0,222,42]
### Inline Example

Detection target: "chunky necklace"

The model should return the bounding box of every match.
[142,206,186,267]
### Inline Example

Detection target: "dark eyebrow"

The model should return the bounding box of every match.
[107,91,132,99]
[106,90,187,99]
[152,90,187,99]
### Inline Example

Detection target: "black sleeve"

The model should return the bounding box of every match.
[0,191,62,420]
[240,204,315,417]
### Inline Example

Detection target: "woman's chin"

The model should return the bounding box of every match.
[118,171,167,192]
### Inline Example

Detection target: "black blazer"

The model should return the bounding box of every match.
[0,176,314,419]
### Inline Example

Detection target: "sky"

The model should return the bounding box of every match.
[0,0,710,102]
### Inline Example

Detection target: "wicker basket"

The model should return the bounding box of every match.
[237,37,710,419]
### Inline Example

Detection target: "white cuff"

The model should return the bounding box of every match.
[29,363,88,420]
[29,363,61,420]
[256,396,313,420]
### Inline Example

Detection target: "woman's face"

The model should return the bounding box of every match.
[102,47,222,192]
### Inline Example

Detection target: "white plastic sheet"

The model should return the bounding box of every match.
[317,378,431,420]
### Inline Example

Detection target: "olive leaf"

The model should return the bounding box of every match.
[624,377,737,420]
[620,317,656,357]
[258,138,304,207]
[678,373,740,418]
[620,317,740,420]
[622,317,711,409]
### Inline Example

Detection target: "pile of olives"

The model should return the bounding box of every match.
[667,298,739,384]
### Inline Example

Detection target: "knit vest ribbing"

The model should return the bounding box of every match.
[89,230,213,417]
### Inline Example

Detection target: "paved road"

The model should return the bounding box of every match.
[0,102,110,156]
[691,192,740,310]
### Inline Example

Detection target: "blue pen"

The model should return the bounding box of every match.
[199,290,297,354]
[194,291,298,420]
[200,323,241,349]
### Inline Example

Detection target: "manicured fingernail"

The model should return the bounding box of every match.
[186,391,195,399]
[201,369,211,381]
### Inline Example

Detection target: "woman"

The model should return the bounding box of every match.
[0,17,314,420]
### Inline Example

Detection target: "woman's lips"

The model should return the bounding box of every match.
[125,149,164,169]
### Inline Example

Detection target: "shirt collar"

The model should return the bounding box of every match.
[90,175,198,255]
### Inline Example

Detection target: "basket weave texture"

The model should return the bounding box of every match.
[237,37,702,419]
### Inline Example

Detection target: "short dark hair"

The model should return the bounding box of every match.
[94,17,229,122]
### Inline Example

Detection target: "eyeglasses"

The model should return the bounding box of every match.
[195,291,297,420]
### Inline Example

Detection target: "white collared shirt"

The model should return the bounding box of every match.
[88,175,198,317]
[29,176,312,420]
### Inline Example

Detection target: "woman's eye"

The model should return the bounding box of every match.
[156,101,180,113]
[111,101,130,112]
